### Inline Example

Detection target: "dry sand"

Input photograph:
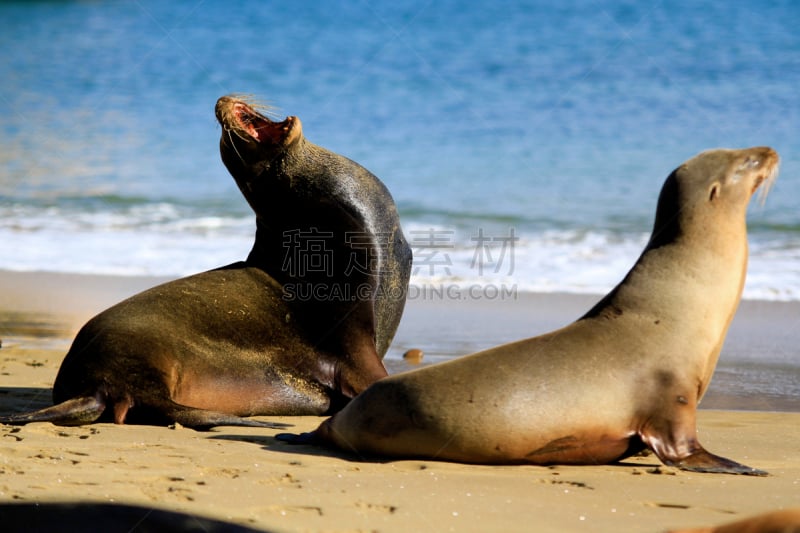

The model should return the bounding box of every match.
[1,270,798,532]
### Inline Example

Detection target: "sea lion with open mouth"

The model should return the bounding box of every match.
[0,95,411,429]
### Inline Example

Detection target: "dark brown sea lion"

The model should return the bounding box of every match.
[0,95,411,429]
[278,147,777,475]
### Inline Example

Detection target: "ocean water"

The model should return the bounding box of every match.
[1,0,799,300]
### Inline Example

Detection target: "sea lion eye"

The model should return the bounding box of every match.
[741,156,760,169]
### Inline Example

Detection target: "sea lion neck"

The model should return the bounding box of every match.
[582,147,779,325]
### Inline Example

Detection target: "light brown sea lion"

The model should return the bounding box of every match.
[278,147,778,475]
[0,95,411,429]
[669,508,800,533]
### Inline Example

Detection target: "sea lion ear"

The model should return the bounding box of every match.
[708,183,720,202]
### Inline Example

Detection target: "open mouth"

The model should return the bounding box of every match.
[233,102,294,144]
[217,96,295,146]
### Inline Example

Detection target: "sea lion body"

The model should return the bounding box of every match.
[1,95,411,428]
[285,147,777,474]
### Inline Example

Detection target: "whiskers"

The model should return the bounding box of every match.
[223,122,252,143]
[756,161,779,206]
[226,128,247,164]
[227,93,281,120]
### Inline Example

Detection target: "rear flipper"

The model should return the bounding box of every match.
[662,447,767,476]
[162,404,290,430]
[0,395,106,426]
[0,396,289,430]
[275,417,333,447]
[275,431,321,444]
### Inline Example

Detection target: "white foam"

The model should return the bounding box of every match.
[0,218,797,301]
[405,223,800,301]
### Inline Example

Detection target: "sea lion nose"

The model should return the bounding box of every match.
[215,96,235,123]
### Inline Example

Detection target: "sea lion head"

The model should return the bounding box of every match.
[681,146,778,206]
[215,95,303,183]
[649,147,778,248]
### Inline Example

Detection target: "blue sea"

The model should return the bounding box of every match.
[1,0,799,300]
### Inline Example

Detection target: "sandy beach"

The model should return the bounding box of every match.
[1,270,798,532]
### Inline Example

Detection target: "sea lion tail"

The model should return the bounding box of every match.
[0,395,106,426]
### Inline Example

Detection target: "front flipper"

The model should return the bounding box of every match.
[639,396,767,476]
[662,446,767,476]
[332,331,389,401]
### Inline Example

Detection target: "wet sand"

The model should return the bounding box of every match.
[1,270,798,532]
